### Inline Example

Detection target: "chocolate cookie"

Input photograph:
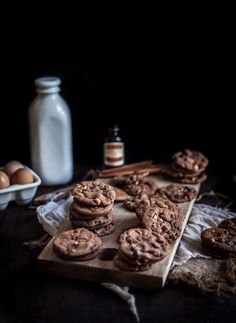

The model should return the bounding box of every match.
[172,149,208,173]
[123,193,164,212]
[91,221,116,237]
[113,187,129,202]
[164,221,181,242]
[170,163,203,177]
[119,228,169,263]
[164,164,203,178]
[113,254,152,272]
[70,212,113,229]
[72,181,116,206]
[112,175,128,186]
[124,178,158,196]
[136,207,181,242]
[123,198,138,212]
[69,204,97,220]
[201,227,236,256]
[70,199,114,217]
[119,248,162,267]
[219,218,236,235]
[157,184,197,203]
[53,228,102,260]
[171,173,207,184]
[112,172,149,187]
[136,196,179,223]
[123,194,150,211]
[137,194,173,209]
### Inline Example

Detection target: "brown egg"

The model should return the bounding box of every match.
[4,160,24,176]
[11,168,34,185]
[0,170,10,189]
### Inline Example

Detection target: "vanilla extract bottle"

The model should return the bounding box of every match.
[104,125,125,167]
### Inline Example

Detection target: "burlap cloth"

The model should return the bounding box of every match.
[24,193,236,322]
[169,203,236,293]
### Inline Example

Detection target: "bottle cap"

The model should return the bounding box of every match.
[109,124,119,132]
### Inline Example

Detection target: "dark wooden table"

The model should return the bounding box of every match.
[1,167,236,323]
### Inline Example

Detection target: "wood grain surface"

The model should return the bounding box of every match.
[38,175,199,289]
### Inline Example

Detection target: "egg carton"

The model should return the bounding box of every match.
[0,166,41,210]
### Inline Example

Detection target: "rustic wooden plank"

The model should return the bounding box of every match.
[38,175,199,289]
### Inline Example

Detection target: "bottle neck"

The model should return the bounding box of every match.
[36,86,60,94]
[106,135,122,142]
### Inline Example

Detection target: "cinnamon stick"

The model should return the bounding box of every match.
[98,164,164,178]
[100,160,153,174]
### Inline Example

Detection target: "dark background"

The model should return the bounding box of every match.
[1,48,234,175]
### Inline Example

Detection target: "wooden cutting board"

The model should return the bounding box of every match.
[38,175,199,289]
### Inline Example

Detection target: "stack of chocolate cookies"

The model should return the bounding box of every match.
[114,195,182,272]
[164,149,208,184]
[69,181,116,237]
[114,228,169,271]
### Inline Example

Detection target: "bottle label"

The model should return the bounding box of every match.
[104,142,125,167]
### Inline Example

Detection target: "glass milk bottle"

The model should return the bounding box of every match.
[28,77,73,185]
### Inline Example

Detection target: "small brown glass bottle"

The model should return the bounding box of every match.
[103,125,125,167]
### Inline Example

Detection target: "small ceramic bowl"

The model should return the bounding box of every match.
[0,166,41,210]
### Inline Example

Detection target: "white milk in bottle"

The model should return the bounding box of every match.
[28,77,73,185]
